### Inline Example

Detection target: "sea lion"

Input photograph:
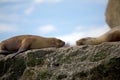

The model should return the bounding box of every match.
[0,35,65,57]
[76,26,120,45]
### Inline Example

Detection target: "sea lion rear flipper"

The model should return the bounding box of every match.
[0,43,14,55]
[0,50,14,55]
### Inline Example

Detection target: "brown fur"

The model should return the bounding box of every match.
[76,26,120,45]
[0,35,65,57]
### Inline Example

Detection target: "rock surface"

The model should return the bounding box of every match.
[106,0,120,28]
[0,42,120,80]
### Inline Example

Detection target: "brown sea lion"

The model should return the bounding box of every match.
[76,26,120,45]
[0,35,65,57]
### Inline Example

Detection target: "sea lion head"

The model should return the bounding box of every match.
[49,38,65,48]
[76,37,96,45]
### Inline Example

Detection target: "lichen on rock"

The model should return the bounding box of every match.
[0,42,120,80]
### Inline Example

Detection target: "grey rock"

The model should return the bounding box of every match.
[0,42,120,80]
[106,0,120,28]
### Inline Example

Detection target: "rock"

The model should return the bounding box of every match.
[106,0,120,28]
[0,42,120,80]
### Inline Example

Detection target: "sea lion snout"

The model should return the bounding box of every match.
[56,39,65,48]
[76,37,97,45]
[76,41,82,45]
[76,39,85,45]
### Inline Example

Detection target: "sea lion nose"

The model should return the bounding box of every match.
[76,40,82,45]
[59,42,64,47]
[59,41,65,47]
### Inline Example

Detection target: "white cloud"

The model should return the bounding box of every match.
[25,7,34,15]
[37,25,56,34]
[57,32,84,45]
[57,25,110,45]
[74,25,110,37]
[25,0,63,15]
[0,24,18,32]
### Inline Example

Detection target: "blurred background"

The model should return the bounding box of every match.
[0,0,109,45]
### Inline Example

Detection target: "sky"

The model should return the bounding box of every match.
[0,0,109,45]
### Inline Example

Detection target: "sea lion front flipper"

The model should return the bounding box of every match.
[12,38,32,58]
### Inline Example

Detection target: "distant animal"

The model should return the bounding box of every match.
[76,26,120,45]
[0,35,65,58]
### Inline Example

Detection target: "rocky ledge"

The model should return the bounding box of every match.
[0,42,120,80]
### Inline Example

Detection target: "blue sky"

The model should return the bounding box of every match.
[0,0,109,45]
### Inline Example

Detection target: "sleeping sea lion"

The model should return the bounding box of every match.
[0,35,65,57]
[76,26,120,45]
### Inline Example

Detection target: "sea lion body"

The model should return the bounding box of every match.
[0,35,65,57]
[76,26,120,45]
